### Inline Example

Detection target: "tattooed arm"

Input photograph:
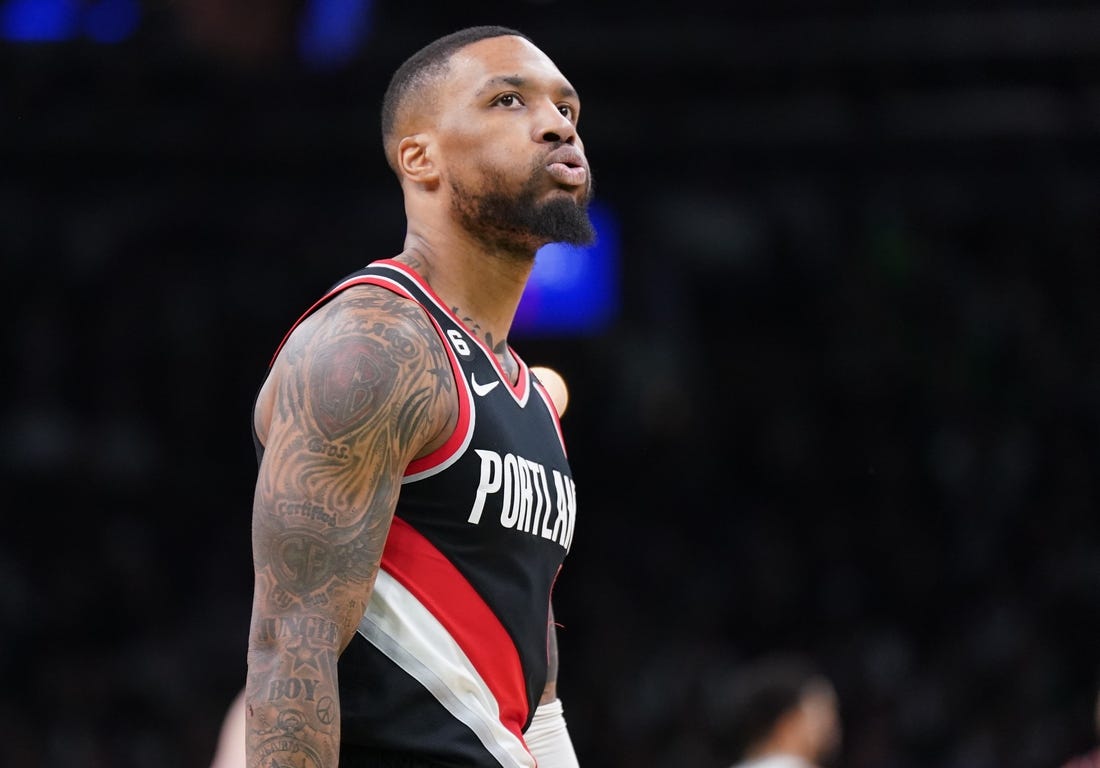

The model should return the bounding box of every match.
[245,286,455,768]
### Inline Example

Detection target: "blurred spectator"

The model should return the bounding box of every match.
[209,689,245,768]
[706,654,842,768]
[173,0,302,69]
[1059,683,1100,768]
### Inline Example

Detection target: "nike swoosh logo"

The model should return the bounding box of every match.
[470,373,500,397]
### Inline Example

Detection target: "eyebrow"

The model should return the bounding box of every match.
[476,75,578,100]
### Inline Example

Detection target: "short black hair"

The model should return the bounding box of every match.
[705,653,827,762]
[380,25,530,162]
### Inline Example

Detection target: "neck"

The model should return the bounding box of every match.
[396,226,536,377]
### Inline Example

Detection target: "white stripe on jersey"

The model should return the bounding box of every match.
[357,569,535,768]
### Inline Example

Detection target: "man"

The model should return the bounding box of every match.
[244,25,592,768]
[708,654,841,768]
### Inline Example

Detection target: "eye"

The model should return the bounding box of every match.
[492,93,524,108]
[557,103,577,121]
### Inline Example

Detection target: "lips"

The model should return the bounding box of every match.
[546,163,588,186]
[545,147,588,187]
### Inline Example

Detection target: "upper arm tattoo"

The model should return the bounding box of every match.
[255,289,453,616]
[246,289,453,767]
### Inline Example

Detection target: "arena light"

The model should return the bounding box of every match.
[83,0,139,43]
[0,0,78,41]
[298,0,373,70]
[513,200,621,337]
[0,0,139,43]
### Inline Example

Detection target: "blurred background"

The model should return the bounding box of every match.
[3,0,1100,766]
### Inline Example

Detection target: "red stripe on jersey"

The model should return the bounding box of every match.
[380,516,532,746]
[532,380,567,458]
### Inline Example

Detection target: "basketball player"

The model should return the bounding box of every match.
[244,25,592,768]
[710,654,841,768]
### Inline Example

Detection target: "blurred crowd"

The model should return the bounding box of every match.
[3,2,1099,767]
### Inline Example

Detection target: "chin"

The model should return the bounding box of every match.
[544,184,589,207]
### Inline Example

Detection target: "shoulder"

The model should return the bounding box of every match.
[293,280,434,343]
[256,281,456,452]
[276,281,447,376]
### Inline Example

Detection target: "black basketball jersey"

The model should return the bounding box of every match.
[254,259,576,767]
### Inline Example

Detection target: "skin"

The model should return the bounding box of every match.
[245,34,588,767]
[210,688,246,768]
[744,681,841,766]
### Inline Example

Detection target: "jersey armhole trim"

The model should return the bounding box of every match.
[373,259,530,405]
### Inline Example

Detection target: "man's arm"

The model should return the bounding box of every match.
[526,603,580,767]
[541,604,561,705]
[245,288,454,768]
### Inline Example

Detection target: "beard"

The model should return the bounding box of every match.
[450,161,596,260]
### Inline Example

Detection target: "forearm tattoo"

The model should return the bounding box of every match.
[246,289,453,767]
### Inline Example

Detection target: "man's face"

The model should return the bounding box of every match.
[433,36,595,255]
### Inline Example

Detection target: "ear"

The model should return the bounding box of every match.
[397,134,439,188]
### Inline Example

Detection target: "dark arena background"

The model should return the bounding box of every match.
[3,1,1100,766]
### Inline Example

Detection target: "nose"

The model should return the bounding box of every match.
[535,101,576,145]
